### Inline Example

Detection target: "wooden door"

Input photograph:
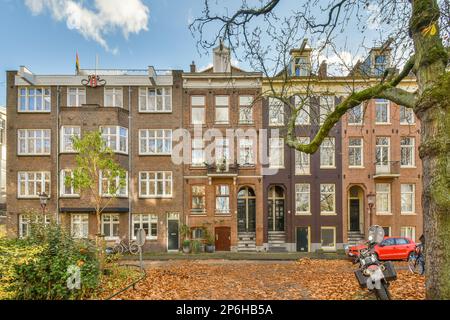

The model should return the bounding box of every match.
[215,227,231,251]
[296,227,309,252]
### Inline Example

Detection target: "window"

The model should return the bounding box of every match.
[104,87,123,107]
[382,226,391,237]
[192,227,205,239]
[71,214,89,239]
[238,138,255,166]
[192,186,206,213]
[191,96,205,125]
[215,96,229,124]
[375,99,389,123]
[61,126,80,152]
[215,138,230,165]
[401,226,416,241]
[401,137,415,167]
[268,98,284,126]
[319,96,335,124]
[60,169,78,197]
[139,129,172,155]
[239,96,253,124]
[320,137,335,168]
[100,171,128,197]
[18,172,50,198]
[295,184,310,215]
[294,96,310,125]
[19,214,50,238]
[381,238,396,246]
[401,184,415,214]
[67,87,86,107]
[139,171,172,198]
[215,185,230,214]
[0,118,5,144]
[348,138,363,167]
[376,137,390,166]
[374,55,387,76]
[293,57,309,76]
[348,104,363,125]
[295,137,310,175]
[132,214,157,240]
[400,105,415,125]
[102,214,120,240]
[18,129,51,155]
[18,87,51,112]
[191,138,205,166]
[376,183,391,213]
[269,138,284,168]
[139,87,172,112]
[320,184,336,214]
[321,227,336,250]
[100,126,128,153]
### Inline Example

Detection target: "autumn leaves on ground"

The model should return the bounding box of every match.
[103,259,425,300]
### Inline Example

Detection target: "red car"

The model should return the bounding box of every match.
[347,237,416,261]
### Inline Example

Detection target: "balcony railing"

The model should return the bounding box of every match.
[374,161,400,178]
[206,162,239,177]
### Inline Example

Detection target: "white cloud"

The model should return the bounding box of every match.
[24,0,149,52]
[367,3,382,30]
[314,50,362,75]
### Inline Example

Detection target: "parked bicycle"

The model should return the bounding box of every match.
[408,243,425,275]
[112,238,140,255]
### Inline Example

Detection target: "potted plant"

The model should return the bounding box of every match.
[191,239,202,253]
[180,224,191,254]
[182,240,191,254]
[205,233,215,253]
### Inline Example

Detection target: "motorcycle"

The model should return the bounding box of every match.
[353,225,397,300]
[408,243,425,275]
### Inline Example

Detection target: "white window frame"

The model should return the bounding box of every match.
[401,226,416,241]
[294,95,310,125]
[348,103,363,125]
[139,87,172,112]
[268,98,284,126]
[238,138,255,166]
[19,214,50,238]
[400,105,415,125]
[18,129,51,155]
[60,169,79,197]
[71,214,89,239]
[191,96,205,125]
[239,96,254,124]
[295,137,310,175]
[375,99,390,124]
[17,171,50,198]
[100,126,128,154]
[139,129,172,155]
[320,137,335,168]
[132,214,157,240]
[215,96,229,124]
[400,137,415,167]
[348,137,364,168]
[18,87,51,112]
[101,214,120,240]
[376,137,390,166]
[401,184,415,214]
[104,87,123,108]
[99,170,128,197]
[138,171,173,198]
[215,185,230,214]
[320,227,336,251]
[215,138,230,165]
[376,183,391,214]
[67,87,86,107]
[191,138,205,166]
[269,137,284,168]
[295,183,310,215]
[320,184,336,215]
[60,126,81,153]
[319,96,335,124]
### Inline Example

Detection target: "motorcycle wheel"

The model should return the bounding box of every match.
[375,282,391,300]
[418,261,425,275]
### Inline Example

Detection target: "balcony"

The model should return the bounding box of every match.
[373,161,400,178]
[206,162,239,177]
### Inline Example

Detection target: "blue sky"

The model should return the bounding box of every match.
[0,0,386,106]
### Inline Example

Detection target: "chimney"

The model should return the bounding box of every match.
[190,61,196,73]
[213,40,231,73]
[318,61,327,79]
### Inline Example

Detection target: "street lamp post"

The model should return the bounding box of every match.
[367,192,376,227]
[39,192,48,215]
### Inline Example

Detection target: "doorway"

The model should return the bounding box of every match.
[348,186,364,233]
[268,186,285,231]
[215,226,231,251]
[237,187,256,232]
[296,227,309,252]
[167,214,179,251]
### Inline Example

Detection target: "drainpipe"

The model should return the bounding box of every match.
[56,86,60,224]
[128,86,132,240]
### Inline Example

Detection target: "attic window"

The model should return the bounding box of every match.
[374,55,387,76]
[293,57,309,76]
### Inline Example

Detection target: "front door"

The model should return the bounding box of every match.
[167,220,179,251]
[215,227,231,251]
[349,199,360,231]
[237,187,256,232]
[268,186,285,231]
[296,227,309,252]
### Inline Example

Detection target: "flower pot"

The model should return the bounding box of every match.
[205,244,215,253]
[183,246,191,254]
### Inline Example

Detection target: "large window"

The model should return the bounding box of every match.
[239,96,253,124]
[375,99,389,124]
[295,183,310,215]
[191,138,205,166]
[215,185,230,214]
[269,138,284,168]
[319,96,335,124]
[400,137,415,167]
[401,184,415,214]
[100,171,128,197]
[268,98,284,126]
[320,137,335,168]
[348,104,363,125]
[101,214,120,240]
[293,57,309,76]
[376,137,390,166]
[19,214,50,238]
[238,138,255,166]
[400,105,415,125]
[67,87,86,107]
[191,185,206,213]
[71,214,89,239]
[100,126,128,154]
[18,87,51,112]
[348,138,363,167]
[374,55,387,76]
[18,129,51,155]
[321,227,336,250]
[294,95,310,125]
[215,138,230,165]
[18,171,50,198]
[376,183,391,213]
[139,87,172,112]
[60,126,80,152]
[191,96,205,125]
[104,87,123,107]
[295,137,310,175]
[320,184,336,214]
[139,171,172,198]
[215,96,229,124]
[132,214,157,240]
[139,129,172,155]
[60,169,78,197]
[401,226,416,241]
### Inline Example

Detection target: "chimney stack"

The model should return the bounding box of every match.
[190,61,196,73]
[318,60,327,79]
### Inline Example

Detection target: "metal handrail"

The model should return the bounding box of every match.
[104,263,147,300]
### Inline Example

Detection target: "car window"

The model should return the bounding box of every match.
[381,238,396,246]
[396,238,409,245]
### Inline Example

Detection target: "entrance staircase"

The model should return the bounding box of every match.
[268,231,287,252]
[237,232,256,252]
[347,231,365,246]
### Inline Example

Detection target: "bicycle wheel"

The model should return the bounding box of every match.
[129,243,140,255]
[113,244,124,254]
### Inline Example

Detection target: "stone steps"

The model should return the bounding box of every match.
[268,231,287,252]
[237,232,256,252]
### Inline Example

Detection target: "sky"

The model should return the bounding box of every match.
[0,0,386,106]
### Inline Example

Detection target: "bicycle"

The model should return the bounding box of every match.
[113,238,140,255]
[408,243,425,275]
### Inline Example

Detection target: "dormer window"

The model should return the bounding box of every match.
[293,57,309,76]
[374,55,387,76]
